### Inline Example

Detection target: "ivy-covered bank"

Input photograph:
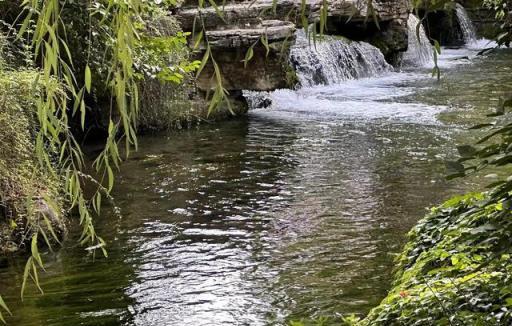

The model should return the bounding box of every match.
[292,189,512,326]
[360,191,512,325]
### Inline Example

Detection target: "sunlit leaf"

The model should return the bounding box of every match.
[85,65,92,93]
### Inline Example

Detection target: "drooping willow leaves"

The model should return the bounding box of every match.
[8,0,146,307]
[0,0,201,319]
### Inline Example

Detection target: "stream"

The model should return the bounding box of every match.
[1,37,512,326]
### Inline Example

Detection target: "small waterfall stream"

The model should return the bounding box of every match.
[455,3,478,44]
[289,30,392,87]
[403,14,433,66]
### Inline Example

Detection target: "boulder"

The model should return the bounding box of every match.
[195,21,297,91]
[177,2,299,92]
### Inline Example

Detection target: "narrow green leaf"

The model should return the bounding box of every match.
[80,100,86,130]
[107,165,114,192]
[261,34,269,57]
[21,257,32,300]
[196,47,210,78]
[193,30,204,50]
[0,296,11,316]
[243,45,254,68]
[85,65,92,93]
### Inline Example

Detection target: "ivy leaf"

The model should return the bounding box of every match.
[469,223,497,234]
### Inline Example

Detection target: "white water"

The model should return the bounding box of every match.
[289,30,392,87]
[455,3,478,44]
[249,40,490,120]
[403,14,434,67]
[248,74,445,125]
[245,11,496,125]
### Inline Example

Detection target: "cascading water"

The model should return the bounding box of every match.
[403,14,433,66]
[289,30,392,87]
[455,3,478,44]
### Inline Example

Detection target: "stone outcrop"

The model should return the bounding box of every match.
[315,0,410,63]
[175,0,412,98]
[195,20,297,92]
[177,1,298,95]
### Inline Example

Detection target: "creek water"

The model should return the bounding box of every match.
[2,30,512,326]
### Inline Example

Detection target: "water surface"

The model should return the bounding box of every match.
[1,48,512,325]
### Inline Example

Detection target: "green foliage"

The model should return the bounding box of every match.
[0,0,197,321]
[135,11,200,84]
[361,191,512,325]
[484,0,512,46]
[138,32,200,83]
[0,66,64,323]
[288,315,361,326]
[0,67,63,236]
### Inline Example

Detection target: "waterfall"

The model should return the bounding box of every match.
[455,3,477,44]
[403,14,433,66]
[289,30,392,87]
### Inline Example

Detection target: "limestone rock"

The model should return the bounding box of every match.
[205,20,296,49]
[175,0,412,94]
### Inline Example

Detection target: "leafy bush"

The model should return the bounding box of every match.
[484,0,512,46]
[0,68,64,253]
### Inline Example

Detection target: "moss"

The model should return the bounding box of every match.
[138,79,204,130]
[138,77,248,131]
[360,192,512,325]
[136,13,229,131]
[0,68,65,255]
[284,62,300,89]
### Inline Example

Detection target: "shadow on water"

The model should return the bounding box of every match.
[0,49,512,325]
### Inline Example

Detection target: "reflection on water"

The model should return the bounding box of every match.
[0,49,512,325]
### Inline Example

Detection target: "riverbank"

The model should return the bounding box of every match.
[360,191,512,325]
[0,67,66,255]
